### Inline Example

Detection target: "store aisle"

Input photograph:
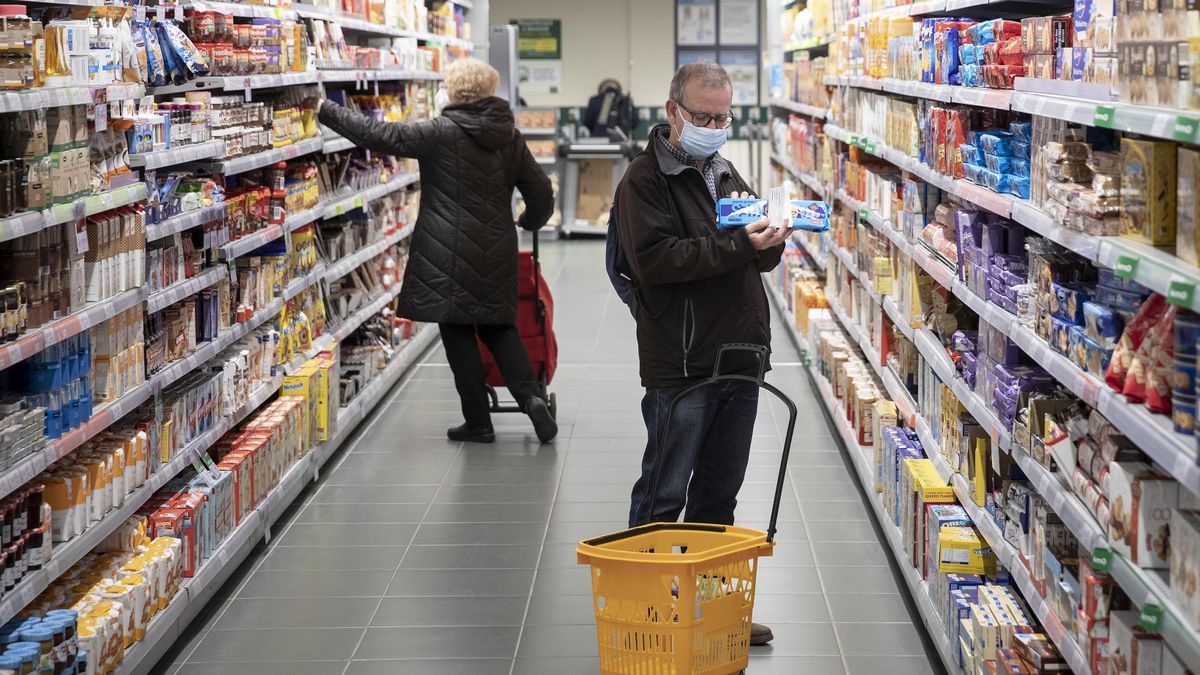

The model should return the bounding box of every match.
[153,237,943,675]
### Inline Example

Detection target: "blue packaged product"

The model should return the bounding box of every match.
[1097,269,1149,293]
[715,198,831,231]
[1009,120,1033,144]
[979,132,1015,156]
[960,143,980,166]
[1082,301,1122,346]
[984,154,1030,177]
[963,162,986,183]
[960,64,982,87]
[921,20,937,83]
[960,43,976,65]
[979,167,1002,191]
[1173,354,1195,397]
[1050,282,1091,324]
[1069,324,1087,368]
[1175,310,1200,356]
[1050,316,1074,355]
[1010,138,1032,160]
[1082,337,1113,378]
[1002,174,1030,199]
[152,22,186,85]
[1095,285,1147,314]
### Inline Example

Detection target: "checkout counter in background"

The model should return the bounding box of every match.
[515,105,769,238]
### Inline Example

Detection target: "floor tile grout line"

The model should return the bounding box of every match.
[771,385,853,675]
[172,349,439,670]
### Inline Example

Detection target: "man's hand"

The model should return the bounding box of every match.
[728,191,788,251]
[745,218,791,250]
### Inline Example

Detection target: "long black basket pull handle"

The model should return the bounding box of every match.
[642,344,797,544]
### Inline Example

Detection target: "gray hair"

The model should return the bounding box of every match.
[669,61,731,104]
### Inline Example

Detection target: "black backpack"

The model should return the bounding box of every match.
[605,197,636,308]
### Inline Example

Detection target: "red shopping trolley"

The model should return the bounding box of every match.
[477,229,558,419]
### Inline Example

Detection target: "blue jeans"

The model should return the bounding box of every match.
[628,380,760,527]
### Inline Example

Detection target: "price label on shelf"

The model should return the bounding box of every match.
[1138,604,1164,632]
[1093,104,1116,128]
[1173,116,1199,143]
[94,103,107,132]
[243,78,252,103]
[1113,255,1139,279]
[1092,546,1112,573]
[1167,277,1196,307]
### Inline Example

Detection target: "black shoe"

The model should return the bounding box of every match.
[447,423,495,443]
[525,396,558,443]
[750,622,774,646]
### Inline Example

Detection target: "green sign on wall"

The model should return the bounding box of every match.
[511,19,561,60]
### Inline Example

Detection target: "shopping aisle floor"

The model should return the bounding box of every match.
[153,237,944,675]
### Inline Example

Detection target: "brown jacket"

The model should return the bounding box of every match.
[615,125,784,388]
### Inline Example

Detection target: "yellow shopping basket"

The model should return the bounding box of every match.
[577,345,797,675]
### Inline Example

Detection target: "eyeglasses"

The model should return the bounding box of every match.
[673,100,735,129]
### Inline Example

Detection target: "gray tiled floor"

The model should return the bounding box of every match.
[154,237,943,675]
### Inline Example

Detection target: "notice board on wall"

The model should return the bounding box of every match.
[674,0,760,105]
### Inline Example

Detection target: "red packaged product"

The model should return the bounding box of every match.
[1144,307,1177,413]
[1106,293,1168,390]
[983,64,1025,89]
[992,19,1022,43]
[1120,302,1175,402]
[984,42,1001,66]
[999,37,1024,66]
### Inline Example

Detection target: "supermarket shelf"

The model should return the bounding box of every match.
[827,70,1200,145]
[194,137,325,177]
[150,72,320,97]
[216,204,324,261]
[147,267,228,314]
[909,418,1093,673]
[154,298,285,393]
[535,156,558,166]
[0,286,147,372]
[519,127,558,137]
[318,68,443,83]
[187,1,296,19]
[0,211,48,244]
[128,140,226,170]
[1008,200,1101,262]
[806,366,958,675]
[768,98,828,119]
[322,172,420,219]
[914,327,1011,451]
[332,283,404,342]
[792,233,826,272]
[321,134,356,154]
[283,264,327,302]
[785,38,831,52]
[941,451,1093,673]
[770,153,828,199]
[116,324,439,675]
[0,373,282,627]
[146,203,229,243]
[324,224,415,284]
[1109,551,1200,669]
[1096,391,1200,500]
[38,184,150,233]
[0,82,144,115]
[217,224,283,261]
[829,299,880,372]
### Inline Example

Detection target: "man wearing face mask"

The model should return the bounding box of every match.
[613,61,788,646]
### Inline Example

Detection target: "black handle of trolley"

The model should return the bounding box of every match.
[589,343,797,546]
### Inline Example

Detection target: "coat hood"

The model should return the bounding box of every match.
[442,96,516,151]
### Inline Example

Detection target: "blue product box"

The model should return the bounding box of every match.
[1083,335,1113,377]
[715,198,831,231]
[1096,284,1149,313]
[1082,301,1122,346]
[1050,316,1074,355]
[1069,324,1087,369]
[1097,268,1149,293]
[1050,282,1092,324]
[1010,138,1032,160]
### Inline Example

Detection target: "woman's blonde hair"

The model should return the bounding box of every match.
[445,57,500,102]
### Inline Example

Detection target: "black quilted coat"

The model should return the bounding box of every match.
[318,96,554,324]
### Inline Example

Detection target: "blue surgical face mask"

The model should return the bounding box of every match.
[676,116,728,159]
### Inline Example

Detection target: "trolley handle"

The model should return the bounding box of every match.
[643,344,797,544]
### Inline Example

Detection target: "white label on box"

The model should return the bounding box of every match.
[94,103,107,132]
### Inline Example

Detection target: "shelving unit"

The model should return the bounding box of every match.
[0,0,479,666]
[768,1,1200,671]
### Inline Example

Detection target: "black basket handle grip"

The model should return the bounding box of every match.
[711,343,770,383]
[642,344,797,544]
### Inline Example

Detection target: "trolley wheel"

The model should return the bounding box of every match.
[548,392,557,420]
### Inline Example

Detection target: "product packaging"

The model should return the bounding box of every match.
[715,198,831,231]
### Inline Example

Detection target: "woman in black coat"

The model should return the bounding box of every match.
[317,57,558,444]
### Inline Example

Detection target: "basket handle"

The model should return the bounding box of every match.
[582,522,727,547]
[643,344,797,544]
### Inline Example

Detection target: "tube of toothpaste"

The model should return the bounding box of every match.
[716,198,831,232]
